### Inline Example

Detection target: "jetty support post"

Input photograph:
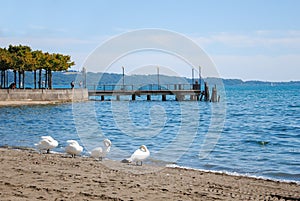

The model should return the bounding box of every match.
[176,94,185,101]
[132,94,136,101]
[162,94,166,101]
[190,95,197,101]
[211,85,218,102]
[147,95,151,101]
[204,82,210,101]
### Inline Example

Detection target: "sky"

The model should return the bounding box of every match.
[1,0,300,81]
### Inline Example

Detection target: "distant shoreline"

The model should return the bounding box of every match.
[1,71,300,89]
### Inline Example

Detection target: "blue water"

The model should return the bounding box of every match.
[0,84,299,182]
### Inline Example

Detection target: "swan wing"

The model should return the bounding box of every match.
[65,143,83,155]
[90,147,103,158]
[130,148,150,162]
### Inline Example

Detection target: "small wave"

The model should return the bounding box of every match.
[166,164,300,184]
[288,104,300,108]
[244,140,270,146]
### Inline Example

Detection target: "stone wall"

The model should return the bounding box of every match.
[0,89,88,102]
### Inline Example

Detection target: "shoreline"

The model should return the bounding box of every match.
[166,164,300,185]
[2,145,299,185]
[1,147,299,200]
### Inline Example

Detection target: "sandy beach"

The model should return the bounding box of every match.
[0,147,299,201]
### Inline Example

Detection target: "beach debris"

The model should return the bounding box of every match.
[122,145,150,166]
[90,139,112,161]
[65,140,83,157]
[35,136,58,154]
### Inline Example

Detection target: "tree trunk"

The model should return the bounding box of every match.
[49,70,52,89]
[0,70,3,88]
[6,70,8,88]
[34,70,36,89]
[3,70,6,88]
[38,69,42,89]
[45,70,48,89]
[22,70,25,89]
[18,71,21,89]
[13,70,16,88]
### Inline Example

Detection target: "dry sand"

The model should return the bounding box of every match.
[0,147,299,201]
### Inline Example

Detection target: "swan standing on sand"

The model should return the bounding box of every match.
[123,145,150,166]
[65,140,83,157]
[35,136,58,153]
[90,139,112,161]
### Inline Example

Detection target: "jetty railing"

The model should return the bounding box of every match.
[85,83,221,102]
[87,84,197,91]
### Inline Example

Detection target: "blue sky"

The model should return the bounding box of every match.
[1,0,300,81]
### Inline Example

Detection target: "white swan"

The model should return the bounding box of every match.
[123,145,150,166]
[65,140,83,157]
[90,139,112,161]
[35,136,58,153]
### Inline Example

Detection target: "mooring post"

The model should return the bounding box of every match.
[132,94,136,101]
[101,95,104,101]
[162,94,166,101]
[147,95,151,101]
[204,82,210,101]
[211,85,218,102]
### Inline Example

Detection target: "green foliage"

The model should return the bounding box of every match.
[0,44,75,89]
[0,48,13,70]
[0,45,75,72]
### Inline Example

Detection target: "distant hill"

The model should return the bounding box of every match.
[3,71,300,88]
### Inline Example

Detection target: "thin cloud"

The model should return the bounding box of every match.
[213,54,300,82]
[193,30,300,49]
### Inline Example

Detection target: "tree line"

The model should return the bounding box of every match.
[0,44,75,89]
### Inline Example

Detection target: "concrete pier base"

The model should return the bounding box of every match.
[0,89,88,102]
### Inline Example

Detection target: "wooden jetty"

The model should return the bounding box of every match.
[88,82,219,102]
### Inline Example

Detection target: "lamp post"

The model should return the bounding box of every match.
[199,66,201,90]
[157,66,160,90]
[122,66,125,90]
[82,67,87,88]
[192,67,194,85]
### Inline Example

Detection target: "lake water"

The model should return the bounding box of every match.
[0,84,299,183]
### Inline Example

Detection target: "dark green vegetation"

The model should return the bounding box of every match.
[0,45,75,89]
[55,72,300,87]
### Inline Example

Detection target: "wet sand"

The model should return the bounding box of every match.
[0,147,299,201]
